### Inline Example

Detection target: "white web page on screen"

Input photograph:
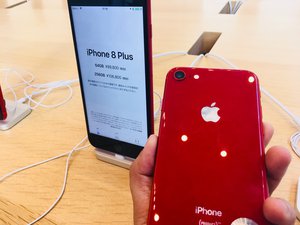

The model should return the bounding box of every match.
[71,6,148,146]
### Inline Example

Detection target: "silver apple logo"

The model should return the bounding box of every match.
[201,102,220,123]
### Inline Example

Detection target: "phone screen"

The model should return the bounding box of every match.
[69,1,152,158]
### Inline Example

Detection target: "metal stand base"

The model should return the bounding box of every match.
[0,100,31,130]
[94,148,134,169]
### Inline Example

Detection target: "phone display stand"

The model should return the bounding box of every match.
[94,148,133,169]
[0,100,31,131]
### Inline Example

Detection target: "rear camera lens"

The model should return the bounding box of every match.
[174,71,186,80]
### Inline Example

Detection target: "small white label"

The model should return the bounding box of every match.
[199,220,222,225]
[195,206,222,217]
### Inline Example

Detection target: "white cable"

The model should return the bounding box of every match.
[205,52,238,68]
[205,52,300,157]
[22,79,79,110]
[0,136,90,225]
[0,68,34,115]
[260,87,300,127]
[23,84,73,109]
[0,141,89,182]
[1,68,78,112]
[232,1,243,14]
[154,91,162,120]
[0,68,35,91]
[228,1,233,14]
[291,132,300,158]
[153,51,187,59]
[189,54,204,67]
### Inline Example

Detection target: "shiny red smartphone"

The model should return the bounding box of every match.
[148,67,270,225]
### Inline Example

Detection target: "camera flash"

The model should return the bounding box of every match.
[248,76,255,83]
[181,135,188,142]
[220,150,227,157]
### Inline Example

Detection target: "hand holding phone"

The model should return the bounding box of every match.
[147,67,270,225]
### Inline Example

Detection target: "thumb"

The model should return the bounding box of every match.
[130,135,158,225]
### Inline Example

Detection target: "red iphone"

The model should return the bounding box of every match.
[148,67,270,225]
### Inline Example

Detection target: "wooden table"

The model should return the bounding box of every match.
[0,0,299,224]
